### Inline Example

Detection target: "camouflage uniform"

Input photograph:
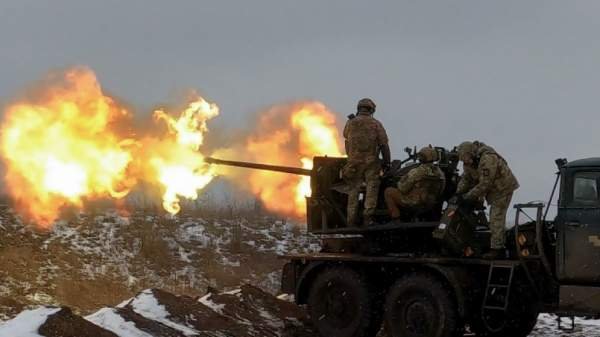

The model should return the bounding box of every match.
[343,111,389,226]
[457,142,519,249]
[384,162,446,218]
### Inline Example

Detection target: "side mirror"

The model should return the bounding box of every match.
[555,158,567,170]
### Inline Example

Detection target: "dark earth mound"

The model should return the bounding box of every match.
[0,285,315,337]
[39,307,118,337]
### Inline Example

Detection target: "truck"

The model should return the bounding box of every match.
[205,150,600,337]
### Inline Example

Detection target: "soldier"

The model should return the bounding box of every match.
[455,141,519,259]
[384,146,446,219]
[343,98,391,226]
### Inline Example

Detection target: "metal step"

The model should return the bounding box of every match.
[482,305,506,311]
[488,284,510,288]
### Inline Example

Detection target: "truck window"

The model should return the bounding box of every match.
[572,172,600,206]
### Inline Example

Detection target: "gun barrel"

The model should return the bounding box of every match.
[205,157,312,176]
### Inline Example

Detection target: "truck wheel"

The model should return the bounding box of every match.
[509,311,539,337]
[384,273,461,337]
[470,307,538,337]
[307,266,382,337]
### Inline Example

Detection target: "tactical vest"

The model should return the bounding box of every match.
[346,114,381,162]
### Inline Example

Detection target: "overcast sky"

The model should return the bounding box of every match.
[1,1,600,217]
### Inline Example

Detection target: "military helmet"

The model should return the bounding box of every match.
[417,146,438,163]
[457,141,477,161]
[357,98,376,113]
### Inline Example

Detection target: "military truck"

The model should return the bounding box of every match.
[206,152,600,337]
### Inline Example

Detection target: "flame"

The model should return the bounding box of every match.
[0,66,344,226]
[0,67,136,228]
[143,97,219,214]
[217,102,343,219]
[292,107,343,211]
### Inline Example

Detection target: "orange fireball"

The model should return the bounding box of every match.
[215,101,344,219]
[0,67,136,228]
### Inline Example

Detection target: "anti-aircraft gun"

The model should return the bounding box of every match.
[205,146,462,241]
[206,147,485,257]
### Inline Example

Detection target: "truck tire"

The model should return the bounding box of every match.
[470,305,538,337]
[509,311,538,337]
[384,273,462,337]
[307,266,382,337]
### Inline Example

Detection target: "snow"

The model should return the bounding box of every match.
[86,308,153,337]
[576,317,600,327]
[0,212,321,324]
[178,246,192,263]
[532,314,600,336]
[129,290,198,336]
[198,293,226,315]
[258,309,284,329]
[127,275,139,287]
[116,298,133,308]
[276,293,294,302]
[223,289,242,296]
[220,256,240,267]
[0,307,60,337]
[275,242,287,255]
[26,292,55,304]
[180,222,211,247]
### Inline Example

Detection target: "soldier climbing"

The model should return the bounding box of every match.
[454,141,520,259]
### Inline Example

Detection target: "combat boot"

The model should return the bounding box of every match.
[482,248,506,260]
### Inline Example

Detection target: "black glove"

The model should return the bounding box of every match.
[456,193,480,209]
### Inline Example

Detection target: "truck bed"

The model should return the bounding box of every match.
[281,252,521,267]
[311,219,440,235]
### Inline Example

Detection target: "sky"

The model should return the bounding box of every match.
[1,1,600,218]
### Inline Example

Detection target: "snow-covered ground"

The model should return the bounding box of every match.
[0,209,319,321]
[530,314,600,337]
[0,308,60,337]
[2,209,600,336]
[4,304,600,337]
[87,308,154,337]
[0,286,314,337]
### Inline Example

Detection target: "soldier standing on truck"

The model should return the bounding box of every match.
[343,98,391,226]
[384,146,446,219]
[455,141,519,259]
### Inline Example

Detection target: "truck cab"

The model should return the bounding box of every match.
[553,158,600,313]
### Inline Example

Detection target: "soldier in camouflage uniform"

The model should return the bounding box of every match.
[456,141,519,259]
[343,98,391,226]
[384,146,446,219]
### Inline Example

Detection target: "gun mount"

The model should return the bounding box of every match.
[205,146,460,236]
